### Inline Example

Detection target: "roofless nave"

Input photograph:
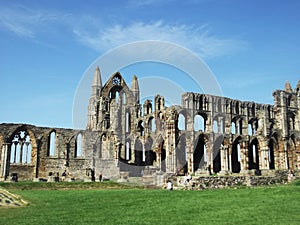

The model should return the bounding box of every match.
[0,67,299,182]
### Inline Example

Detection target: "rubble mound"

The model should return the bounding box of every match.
[0,188,28,207]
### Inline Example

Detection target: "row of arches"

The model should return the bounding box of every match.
[6,128,85,167]
[186,93,273,117]
[177,113,261,136]
[177,134,277,174]
[95,135,158,167]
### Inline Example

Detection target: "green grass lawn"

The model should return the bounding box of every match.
[1,181,300,225]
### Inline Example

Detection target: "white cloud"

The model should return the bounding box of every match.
[0,4,61,38]
[0,4,246,59]
[73,21,246,59]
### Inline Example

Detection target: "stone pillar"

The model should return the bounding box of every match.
[284,138,289,169]
[228,147,232,172]
[220,146,229,173]
[260,148,270,170]
[186,141,193,174]
[240,140,249,172]
[0,143,10,180]
[206,137,213,172]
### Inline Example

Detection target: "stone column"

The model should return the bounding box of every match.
[187,141,193,173]
[240,140,249,172]
[0,143,10,181]
[284,138,289,169]
[220,146,229,173]
[228,147,232,172]
[260,148,270,170]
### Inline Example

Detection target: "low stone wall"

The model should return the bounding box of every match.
[176,170,298,190]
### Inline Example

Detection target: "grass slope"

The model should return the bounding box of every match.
[0,181,300,225]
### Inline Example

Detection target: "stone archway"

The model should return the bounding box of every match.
[231,137,241,173]
[193,134,206,171]
[248,138,259,170]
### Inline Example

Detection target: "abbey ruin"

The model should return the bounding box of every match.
[0,67,300,183]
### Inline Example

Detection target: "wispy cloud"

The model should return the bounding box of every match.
[0,4,246,59]
[73,21,246,59]
[0,4,65,39]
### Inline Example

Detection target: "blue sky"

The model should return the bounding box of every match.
[0,0,299,128]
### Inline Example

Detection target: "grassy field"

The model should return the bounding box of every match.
[1,181,300,225]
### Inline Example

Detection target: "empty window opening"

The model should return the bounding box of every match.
[193,135,206,171]
[125,112,131,133]
[213,120,218,133]
[10,131,32,164]
[115,91,119,104]
[149,118,156,133]
[231,122,236,134]
[178,114,186,130]
[126,141,131,160]
[268,140,275,169]
[194,115,205,131]
[49,131,56,156]
[123,93,126,104]
[249,139,259,170]
[75,133,83,157]
[248,124,253,136]
[231,140,241,173]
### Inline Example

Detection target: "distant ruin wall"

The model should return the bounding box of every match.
[178,170,298,190]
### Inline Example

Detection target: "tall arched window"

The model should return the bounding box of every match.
[75,133,83,157]
[125,111,131,133]
[123,92,126,104]
[126,141,131,160]
[178,114,186,130]
[115,91,119,104]
[49,131,56,156]
[10,130,32,164]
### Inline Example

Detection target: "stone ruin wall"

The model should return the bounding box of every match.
[0,70,300,184]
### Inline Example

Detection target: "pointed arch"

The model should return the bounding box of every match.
[194,114,205,131]
[134,138,143,165]
[125,110,131,133]
[178,113,186,130]
[145,137,155,166]
[48,130,56,157]
[75,133,83,158]
[122,92,127,105]
[249,138,259,170]
[268,137,276,169]
[176,134,187,174]
[212,135,224,173]
[193,134,207,171]
[231,137,242,173]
